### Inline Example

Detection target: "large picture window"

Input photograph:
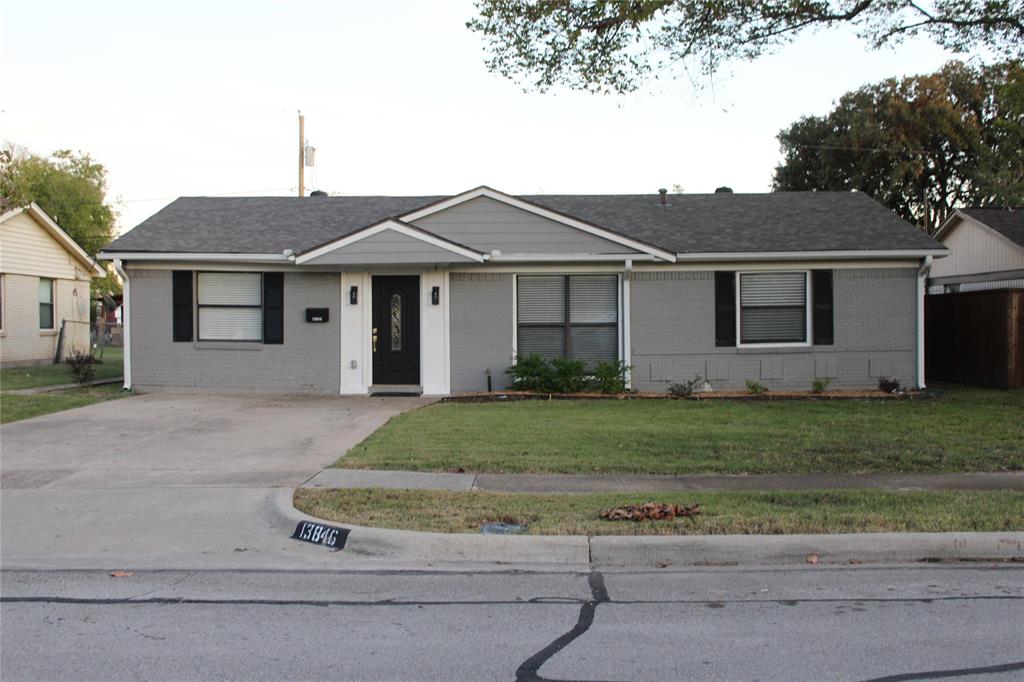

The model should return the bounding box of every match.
[38,278,54,329]
[738,271,809,345]
[197,272,262,341]
[517,275,618,364]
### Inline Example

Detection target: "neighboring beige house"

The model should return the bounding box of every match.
[928,207,1024,293]
[1,203,105,366]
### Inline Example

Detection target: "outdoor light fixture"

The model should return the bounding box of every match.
[431,286,440,305]
[349,286,358,304]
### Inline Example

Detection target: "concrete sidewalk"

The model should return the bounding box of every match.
[301,468,1024,492]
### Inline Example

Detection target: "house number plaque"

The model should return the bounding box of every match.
[291,520,349,550]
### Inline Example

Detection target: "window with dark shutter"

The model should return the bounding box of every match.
[714,272,736,347]
[812,270,834,345]
[262,273,284,344]
[739,272,808,344]
[516,275,618,365]
[172,271,193,342]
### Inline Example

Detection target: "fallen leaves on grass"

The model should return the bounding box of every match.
[600,502,701,522]
[109,571,134,578]
[805,553,820,565]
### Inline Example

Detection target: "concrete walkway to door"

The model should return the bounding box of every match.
[0,393,433,570]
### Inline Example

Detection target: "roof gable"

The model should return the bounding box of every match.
[295,220,485,265]
[0,203,104,276]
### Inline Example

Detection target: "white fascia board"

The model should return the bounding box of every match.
[488,253,657,262]
[932,211,964,241]
[5,203,106,276]
[398,186,677,263]
[98,252,292,263]
[294,219,486,265]
[675,249,948,261]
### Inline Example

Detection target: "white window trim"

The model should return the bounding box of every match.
[735,270,813,348]
[38,277,56,331]
[195,271,264,343]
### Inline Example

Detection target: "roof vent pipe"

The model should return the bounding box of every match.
[658,188,667,205]
[715,186,734,194]
[309,190,328,197]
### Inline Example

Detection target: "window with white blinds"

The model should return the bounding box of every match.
[517,275,618,364]
[738,271,809,344]
[197,272,263,341]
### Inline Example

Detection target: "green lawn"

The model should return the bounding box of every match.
[337,386,1024,474]
[0,347,123,390]
[294,488,1024,535]
[0,384,125,424]
[1,347,126,423]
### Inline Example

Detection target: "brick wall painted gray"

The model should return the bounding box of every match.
[629,268,917,391]
[128,269,341,393]
[449,273,514,392]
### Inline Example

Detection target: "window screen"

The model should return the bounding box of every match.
[739,272,807,344]
[197,272,262,341]
[38,278,54,329]
[517,275,618,364]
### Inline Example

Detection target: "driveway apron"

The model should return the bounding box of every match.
[0,393,431,570]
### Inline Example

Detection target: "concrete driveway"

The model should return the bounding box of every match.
[0,393,431,570]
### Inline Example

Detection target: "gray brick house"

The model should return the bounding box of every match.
[99,186,946,395]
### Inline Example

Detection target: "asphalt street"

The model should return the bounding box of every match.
[3,564,1022,681]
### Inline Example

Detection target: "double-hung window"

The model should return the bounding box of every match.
[516,275,618,364]
[197,272,263,341]
[38,278,54,329]
[737,271,810,345]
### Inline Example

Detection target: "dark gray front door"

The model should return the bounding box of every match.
[372,276,420,385]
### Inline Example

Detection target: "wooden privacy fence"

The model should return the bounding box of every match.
[925,289,1023,388]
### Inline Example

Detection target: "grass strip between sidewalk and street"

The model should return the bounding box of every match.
[294,488,1024,536]
[336,386,1024,475]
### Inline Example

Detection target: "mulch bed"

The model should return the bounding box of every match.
[442,389,932,403]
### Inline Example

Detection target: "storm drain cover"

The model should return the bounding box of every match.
[480,522,528,535]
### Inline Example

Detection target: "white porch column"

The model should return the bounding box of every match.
[340,271,371,394]
[420,268,450,395]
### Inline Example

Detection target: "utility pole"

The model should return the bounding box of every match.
[298,110,305,197]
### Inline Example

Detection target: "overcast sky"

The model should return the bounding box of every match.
[4,0,962,234]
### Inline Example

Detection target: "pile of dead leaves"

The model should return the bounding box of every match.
[600,502,701,522]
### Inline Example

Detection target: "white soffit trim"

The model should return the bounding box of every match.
[2,203,106,276]
[97,251,292,263]
[489,253,657,262]
[675,249,948,261]
[398,186,677,263]
[294,219,486,264]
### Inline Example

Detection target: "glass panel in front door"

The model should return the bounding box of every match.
[390,293,402,351]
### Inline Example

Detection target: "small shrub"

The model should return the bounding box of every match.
[745,379,767,396]
[65,351,97,385]
[668,375,704,398]
[878,376,902,393]
[811,377,832,394]
[590,360,630,394]
[506,354,554,392]
[550,357,587,393]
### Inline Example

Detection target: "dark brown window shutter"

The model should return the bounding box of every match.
[812,270,834,345]
[714,271,736,347]
[172,271,193,342]
[263,273,284,344]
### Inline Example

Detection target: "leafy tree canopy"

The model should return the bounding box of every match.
[468,1,1024,94]
[772,60,1024,232]
[2,147,120,294]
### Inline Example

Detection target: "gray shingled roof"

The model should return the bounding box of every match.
[103,190,943,256]
[961,207,1024,248]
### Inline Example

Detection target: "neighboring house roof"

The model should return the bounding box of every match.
[957,207,1024,248]
[0,202,105,276]
[101,188,944,258]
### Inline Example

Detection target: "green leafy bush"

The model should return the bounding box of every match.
[507,353,554,391]
[550,357,587,393]
[668,375,704,398]
[811,377,832,394]
[590,360,630,394]
[65,351,97,385]
[745,379,767,396]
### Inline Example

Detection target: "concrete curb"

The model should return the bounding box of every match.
[268,489,1024,567]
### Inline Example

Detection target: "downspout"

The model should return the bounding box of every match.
[623,258,632,390]
[916,255,932,390]
[112,259,132,391]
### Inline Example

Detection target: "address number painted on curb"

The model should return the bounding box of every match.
[292,521,349,550]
